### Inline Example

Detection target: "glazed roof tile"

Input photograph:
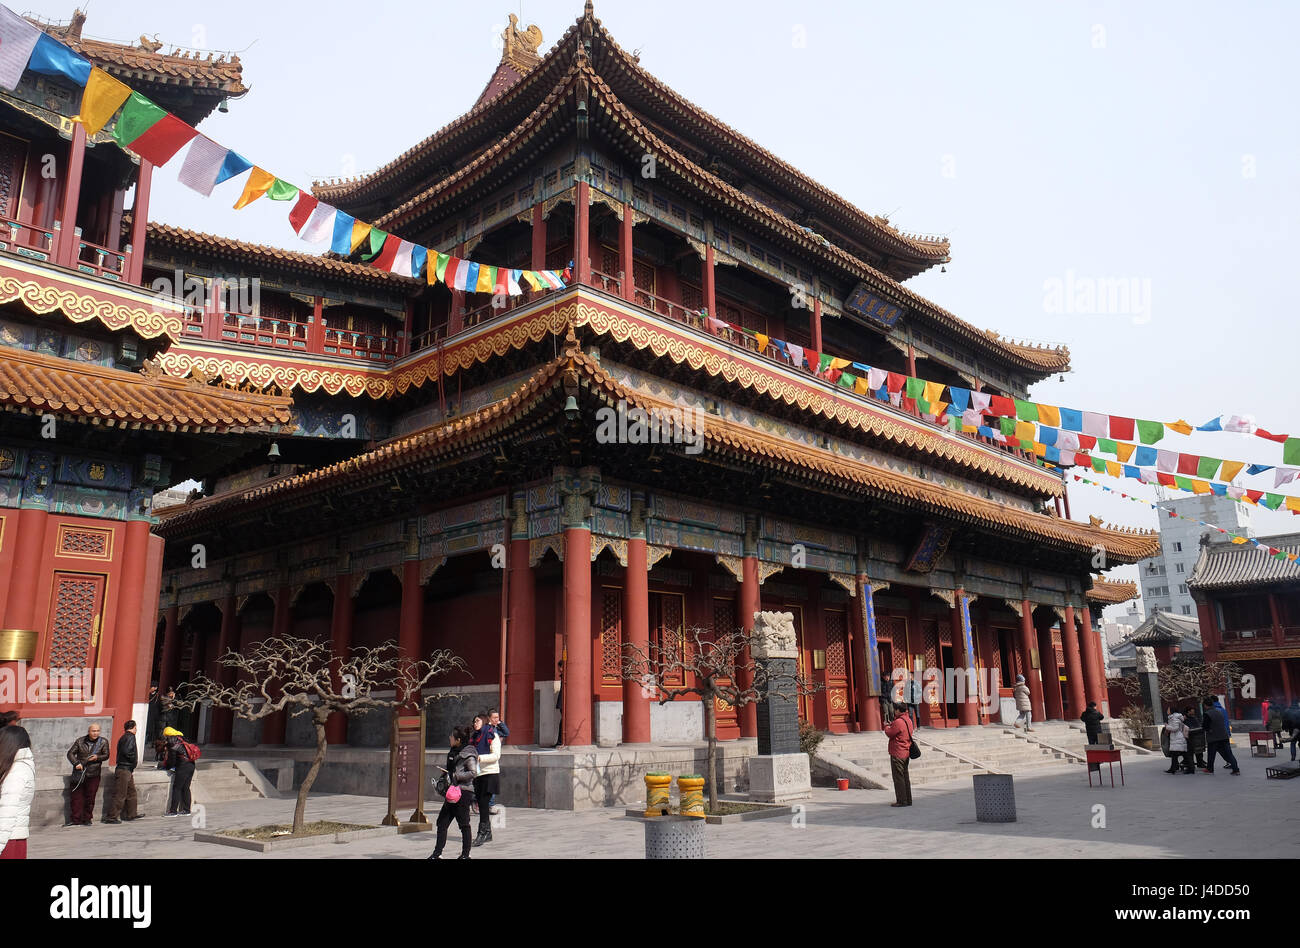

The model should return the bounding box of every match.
[0,346,290,431]
[1189,533,1300,590]
[1087,578,1139,604]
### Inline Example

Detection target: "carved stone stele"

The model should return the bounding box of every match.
[752,611,797,660]
[1134,645,1158,674]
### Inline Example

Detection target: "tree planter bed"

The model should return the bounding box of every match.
[194,823,397,853]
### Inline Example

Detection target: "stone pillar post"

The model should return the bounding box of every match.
[748,611,811,803]
[1136,646,1164,728]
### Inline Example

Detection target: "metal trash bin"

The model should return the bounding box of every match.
[972,773,1017,823]
[644,814,706,859]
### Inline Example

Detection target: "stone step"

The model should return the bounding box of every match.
[191,762,263,804]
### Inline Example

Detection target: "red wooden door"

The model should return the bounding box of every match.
[823,608,851,731]
[711,597,739,738]
[42,572,107,701]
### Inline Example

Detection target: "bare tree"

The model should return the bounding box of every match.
[621,624,820,811]
[1108,658,1245,708]
[183,635,465,835]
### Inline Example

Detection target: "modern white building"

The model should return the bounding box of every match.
[1138,494,1253,618]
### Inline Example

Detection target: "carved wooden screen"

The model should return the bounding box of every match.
[824,609,850,729]
[651,591,685,686]
[44,572,106,699]
[711,598,738,734]
[0,133,25,220]
[600,587,622,682]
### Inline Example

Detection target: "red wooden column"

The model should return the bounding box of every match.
[950,589,979,726]
[105,518,151,730]
[1281,660,1294,706]
[622,494,650,743]
[574,181,591,285]
[853,574,883,732]
[209,592,240,744]
[1018,599,1046,722]
[506,496,537,745]
[703,242,716,317]
[127,159,152,284]
[3,508,48,635]
[811,298,823,355]
[159,605,181,691]
[325,572,354,745]
[906,343,917,377]
[737,515,760,738]
[1078,603,1105,712]
[56,121,87,268]
[261,586,291,745]
[308,296,326,354]
[399,557,424,711]
[562,499,593,745]
[1269,593,1284,645]
[1060,604,1086,720]
[1036,618,1064,720]
[531,203,546,270]
[619,202,635,302]
[1195,597,1219,662]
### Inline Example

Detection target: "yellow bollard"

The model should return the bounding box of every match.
[644,773,671,817]
[678,774,705,818]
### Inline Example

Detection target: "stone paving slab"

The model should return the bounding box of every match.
[25,750,1300,859]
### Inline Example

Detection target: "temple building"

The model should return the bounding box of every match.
[0,6,1159,798]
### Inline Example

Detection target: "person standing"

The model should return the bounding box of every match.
[1012,675,1033,731]
[1267,698,1284,750]
[0,726,35,859]
[488,708,509,745]
[105,720,142,824]
[903,673,922,728]
[66,723,109,826]
[1080,701,1104,745]
[429,725,479,860]
[471,712,501,847]
[162,727,196,817]
[1164,708,1192,774]
[884,700,915,807]
[1200,697,1240,775]
[1183,706,1208,769]
[1283,700,1300,763]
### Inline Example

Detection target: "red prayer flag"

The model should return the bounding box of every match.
[1247,489,1264,502]
[989,395,1016,416]
[1256,429,1290,443]
[371,233,401,271]
[804,349,819,371]
[289,192,318,233]
[826,368,842,384]
[1076,434,1097,451]
[901,396,917,413]
[1176,453,1199,476]
[1270,547,1281,555]
[127,113,198,167]
[1108,416,1135,440]
[1156,472,1177,487]
[886,372,906,393]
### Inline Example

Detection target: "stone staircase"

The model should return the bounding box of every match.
[818,731,985,788]
[1012,721,1153,757]
[923,726,1078,774]
[191,760,269,804]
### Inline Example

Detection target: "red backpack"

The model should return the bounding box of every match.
[181,740,202,762]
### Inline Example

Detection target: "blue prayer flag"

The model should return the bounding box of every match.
[330,212,357,255]
[1134,446,1157,467]
[1196,417,1223,432]
[215,151,253,186]
[1247,464,1273,476]
[1123,465,1140,478]
[27,34,92,86]
[411,247,428,279]
[947,387,971,413]
[1210,483,1226,495]
[1039,426,1058,446]
[1058,407,1083,431]
[1044,446,1061,463]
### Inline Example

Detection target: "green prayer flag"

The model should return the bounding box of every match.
[267,178,299,201]
[916,398,931,415]
[1098,438,1117,456]
[905,377,924,399]
[1091,457,1106,473]
[1284,437,1300,466]
[1014,399,1039,423]
[112,91,167,146]
[838,372,855,389]
[435,252,450,283]
[1000,417,1016,437]
[1020,440,1034,451]
[362,228,387,261]
[1174,475,1193,491]
[819,353,833,372]
[1136,420,1164,444]
[1265,493,1283,510]
[1196,456,1221,480]
[1275,551,1289,561]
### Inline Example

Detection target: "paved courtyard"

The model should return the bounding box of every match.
[26,749,1300,859]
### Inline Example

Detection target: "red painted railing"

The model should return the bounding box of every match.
[0,216,55,261]
[75,236,127,281]
[323,324,400,362]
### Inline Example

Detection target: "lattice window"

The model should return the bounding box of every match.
[59,527,109,558]
[601,248,618,276]
[654,592,685,686]
[680,282,702,311]
[601,589,622,679]
[47,574,101,670]
[824,611,847,677]
[877,615,903,644]
[923,621,939,670]
[712,600,736,638]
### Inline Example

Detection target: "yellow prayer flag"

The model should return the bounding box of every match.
[1116,442,1135,463]
[1032,442,1047,456]
[1167,419,1194,435]
[1105,461,1123,477]
[1015,420,1035,442]
[233,167,276,209]
[831,357,851,370]
[923,381,944,404]
[78,68,132,135]
[349,221,371,254]
[1220,460,1245,482]
[521,270,545,291]
[962,425,978,434]
[1191,479,1211,495]
[933,402,948,417]
[756,333,770,352]
[1038,404,1061,427]
[475,266,496,294]
[853,377,871,395]
[1231,535,1248,544]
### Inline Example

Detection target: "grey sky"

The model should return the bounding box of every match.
[30,1,1299,606]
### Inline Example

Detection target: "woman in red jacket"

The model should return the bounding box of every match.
[884,700,915,807]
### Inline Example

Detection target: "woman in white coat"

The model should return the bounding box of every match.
[1164,709,1192,774]
[0,725,36,859]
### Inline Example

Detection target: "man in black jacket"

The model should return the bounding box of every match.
[105,720,142,824]
[1200,697,1240,775]
[67,724,110,825]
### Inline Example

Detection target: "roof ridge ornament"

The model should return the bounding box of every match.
[501,13,544,73]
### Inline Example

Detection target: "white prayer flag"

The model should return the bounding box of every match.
[297,203,336,244]
[0,8,41,91]
[177,136,229,197]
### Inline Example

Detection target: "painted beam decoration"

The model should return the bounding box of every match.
[844,282,904,329]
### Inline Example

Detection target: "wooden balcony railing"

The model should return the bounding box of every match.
[179,308,402,364]
[0,216,55,261]
[222,311,310,352]
[323,325,400,362]
[590,269,622,297]
[75,235,127,281]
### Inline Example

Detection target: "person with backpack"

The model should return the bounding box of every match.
[66,723,110,826]
[104,720,143,824]
[429,725,479,860]
[471,712,501,847]
[884,700,916,807]
[1200,697,1240,775]
[161,727,199,817]
[0,726,35,859]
